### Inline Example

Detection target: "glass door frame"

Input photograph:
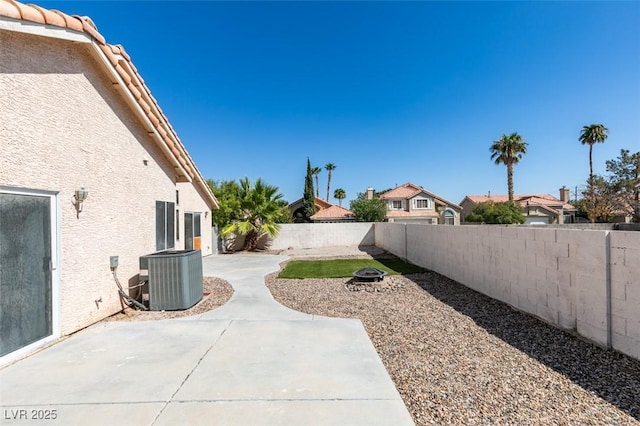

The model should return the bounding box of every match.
[0,186,60,366]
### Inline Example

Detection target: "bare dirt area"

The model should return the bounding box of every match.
[266,253,640,425]
[102,276,234,322]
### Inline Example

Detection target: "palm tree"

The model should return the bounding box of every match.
[311,166,321,198]
[334,188,346,207]
[221,177,284,251]
[490,132,528,201]
[325,163,336,201]
[579,124,609,188]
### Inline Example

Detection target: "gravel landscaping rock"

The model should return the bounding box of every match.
[266,264,640,425]
[103,276,233,322]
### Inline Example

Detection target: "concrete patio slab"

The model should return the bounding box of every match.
[0,253,414,425]
[156,400,413,426]
[173,319,399,401]
[0,320,231,405]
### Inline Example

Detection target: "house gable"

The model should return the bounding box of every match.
[0,0,218,209]
[376,182,461,224]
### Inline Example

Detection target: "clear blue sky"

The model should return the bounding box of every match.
[40,1,640,206]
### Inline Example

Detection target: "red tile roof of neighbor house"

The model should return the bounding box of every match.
[380,183,423,199]
[380,182,462,209]
[310,204,354,220]
[465,194,575,211]
[0,0,218,209]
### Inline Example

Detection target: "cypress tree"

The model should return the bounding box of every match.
[303,158,316,221]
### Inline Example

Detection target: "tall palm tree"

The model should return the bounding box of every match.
[311,166,321,198]
[325,163,336,201]
[490,132,528,201]
[221,177,284,251]
[334,188,346,207]
[579,124,609,188]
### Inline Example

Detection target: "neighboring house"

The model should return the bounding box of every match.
[0,1,218,364]
[377,183,462,225]
[288,197,354,223]
[460,187,577,224]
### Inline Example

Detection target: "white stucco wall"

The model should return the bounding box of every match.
[0,31,204,337]
[269,223,375,250]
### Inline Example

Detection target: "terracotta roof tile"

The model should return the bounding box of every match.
[127,82,142,100]
[77,16,105,44]
[379,182,462,210]
[0,0,216,207]
[32,5,64,26]
[15,1,44,24]
[465,194,576,211]
[114,63,132,85]
[115,44,131,61]
[0,1,20,19]
[311,205,354,220]
[99,44,118,66]
[58,11,83,32]
[380,183,423,199]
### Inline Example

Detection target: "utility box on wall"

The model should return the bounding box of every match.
[139,250,203,311]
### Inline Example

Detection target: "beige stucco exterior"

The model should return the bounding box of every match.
[0,28,213,354]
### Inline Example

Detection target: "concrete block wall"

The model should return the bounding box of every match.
[269,223,375,250]
[610,232,640,359]
[375,223,639,360]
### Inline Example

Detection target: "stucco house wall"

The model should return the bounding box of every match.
[1,30,182,335]
[0,6,216,364]
[523,206,557,224]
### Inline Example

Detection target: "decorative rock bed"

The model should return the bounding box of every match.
[345,275,405,292]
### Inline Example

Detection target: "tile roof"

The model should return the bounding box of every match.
[287,197,333,211]
[0,0,218,208]
[379,182,462,210]
[464,194,575,211]
[310,205,354,220]
[379,183,422,199]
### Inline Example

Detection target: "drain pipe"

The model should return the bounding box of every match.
[112,268,148,311]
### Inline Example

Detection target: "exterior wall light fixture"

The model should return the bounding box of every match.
[74,187,89,215]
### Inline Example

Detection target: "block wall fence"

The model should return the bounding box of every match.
[268,223,639,360]
[268,223,375,250]
[374,223,639,360]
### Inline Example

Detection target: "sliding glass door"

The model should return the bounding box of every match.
[0,191,55,357]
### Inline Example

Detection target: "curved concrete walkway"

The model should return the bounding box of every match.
[0,254,414,425]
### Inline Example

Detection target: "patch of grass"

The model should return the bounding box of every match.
[278,258,426,279]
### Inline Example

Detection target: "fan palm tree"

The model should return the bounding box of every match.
[579,124,609,188]
[325,163,336,201]
[311,166,321,198]
[490,132,528,201]
[221,177,284,251]
[334,188,346,207]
